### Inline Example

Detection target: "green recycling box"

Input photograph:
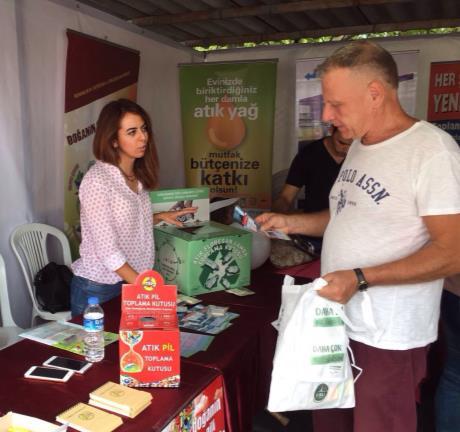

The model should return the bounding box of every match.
[151,188,252,296]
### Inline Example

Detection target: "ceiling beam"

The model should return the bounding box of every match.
[182,18,460,47]
[130,0,413,27]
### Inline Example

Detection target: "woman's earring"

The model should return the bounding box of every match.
[113,142,118,148]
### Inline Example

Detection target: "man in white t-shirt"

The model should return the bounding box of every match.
[257,41,460,432]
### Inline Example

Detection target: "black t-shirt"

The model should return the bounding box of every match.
[285,138,342,213]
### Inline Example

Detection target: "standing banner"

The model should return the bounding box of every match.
[296,51,419,142]
[179,61,277,211]
[427,61,460,145]
[64,30,140,256]
[161,375,226,432]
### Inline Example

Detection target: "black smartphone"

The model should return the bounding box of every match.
[43,356,92,374]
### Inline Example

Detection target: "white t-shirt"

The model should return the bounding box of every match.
[322,121,460,349]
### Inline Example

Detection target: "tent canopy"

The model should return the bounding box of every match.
[76,0,460,48]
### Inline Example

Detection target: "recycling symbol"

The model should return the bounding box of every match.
[199,243,240,290]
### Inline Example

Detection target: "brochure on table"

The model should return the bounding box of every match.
[20,321,118,356]
[151,187,251,296]
[119,269,180,388]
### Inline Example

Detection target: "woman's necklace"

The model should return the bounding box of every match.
[119,166,137,182]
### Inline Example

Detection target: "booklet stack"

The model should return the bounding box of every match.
[89,381,153,418]
[56,402,122,432]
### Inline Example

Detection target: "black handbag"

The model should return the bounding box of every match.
[34,262,73,313]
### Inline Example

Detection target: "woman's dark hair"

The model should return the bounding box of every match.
[93,98,159,190]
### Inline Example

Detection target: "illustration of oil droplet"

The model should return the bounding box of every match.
[206,98,246,150]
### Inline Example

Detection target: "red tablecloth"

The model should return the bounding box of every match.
[0,335,219,431]
[182,303,271,432]
[198,264,286,314]
[2,264,307,432]
[193,265,313,431]
[102,284,277,432]
[271,258,321,280]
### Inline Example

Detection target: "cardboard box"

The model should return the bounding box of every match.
[151,188,252,296]
[154,221,251,296]
[119,270,180,388]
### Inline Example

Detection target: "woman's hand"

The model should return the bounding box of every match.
[115,262,138,284]
[153,207,198,227]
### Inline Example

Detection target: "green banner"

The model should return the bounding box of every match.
[179,61,277,211]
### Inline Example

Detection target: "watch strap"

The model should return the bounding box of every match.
[353,268,369,292]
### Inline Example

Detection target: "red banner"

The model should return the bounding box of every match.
[427,61,460,144]
[65,30,139,113]
[161,375,226,432]
[64,31,140,256]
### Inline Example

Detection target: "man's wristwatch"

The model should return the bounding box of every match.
[353,268,369,292]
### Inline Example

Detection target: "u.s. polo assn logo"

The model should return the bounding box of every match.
[336,189,347,214]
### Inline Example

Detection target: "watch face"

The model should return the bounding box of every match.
[358,281,368,291]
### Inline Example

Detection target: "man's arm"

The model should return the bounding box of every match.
[319,213,460,303]
[256,209,330,237]
[272,184,300,213]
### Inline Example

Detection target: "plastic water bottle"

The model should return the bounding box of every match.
[83,296,105,362]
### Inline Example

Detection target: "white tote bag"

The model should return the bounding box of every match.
[267,276,364,412]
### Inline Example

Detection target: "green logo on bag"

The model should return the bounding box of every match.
[314,383,328,402]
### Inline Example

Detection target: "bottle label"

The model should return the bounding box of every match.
[83,317,104,331]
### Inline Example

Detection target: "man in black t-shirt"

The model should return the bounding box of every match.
[272,127,352,256]
[273,126,352,213]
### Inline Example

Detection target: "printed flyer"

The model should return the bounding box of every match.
[179,61,277,211]
[20,321,118,356]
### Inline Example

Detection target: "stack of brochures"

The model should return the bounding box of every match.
[56,402,122,432]
[89,381,152,418]
[178,304,239,334]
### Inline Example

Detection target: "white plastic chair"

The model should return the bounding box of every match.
[10,223,72,326]
[0,254,23,349]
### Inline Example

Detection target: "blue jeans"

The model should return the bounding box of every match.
[70,275,122,317]
[435,290,460,432]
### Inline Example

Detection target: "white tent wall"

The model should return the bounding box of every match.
[205,35,460,177]
[0,0,32,328]
[0,0,200,328]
